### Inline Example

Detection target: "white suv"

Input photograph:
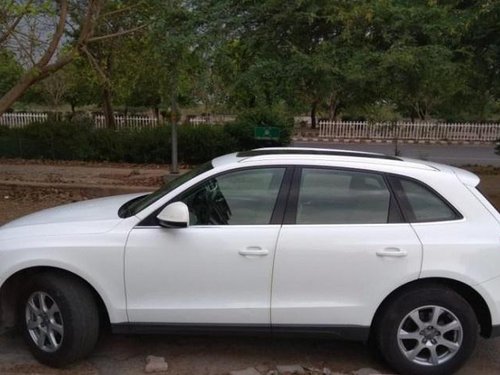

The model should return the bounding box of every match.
[0,148,499,375]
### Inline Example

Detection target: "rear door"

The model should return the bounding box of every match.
[271,167,422,331]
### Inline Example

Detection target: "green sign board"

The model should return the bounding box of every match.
[254,126,280,141]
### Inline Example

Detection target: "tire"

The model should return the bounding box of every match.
[19,272,100,367]
[376,285,478,375]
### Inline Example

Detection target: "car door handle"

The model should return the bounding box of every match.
[376,247,408,258]
[239,247,269,257]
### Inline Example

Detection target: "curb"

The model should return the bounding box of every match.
[292,137,496,145]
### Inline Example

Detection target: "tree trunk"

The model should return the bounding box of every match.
[170,97,180,174]
[0,77,35,114]
[102,87,115,129]
[310,100,319,129]
[328,94,339,121]
[409,108,415,123]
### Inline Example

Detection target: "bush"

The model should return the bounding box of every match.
[178,125,239,164]
[225,108,293,149]
[0,110,293,163]
[0,120,231,164]
[22,119,96,160]
[92,127,172,163]
[496,141,500,156]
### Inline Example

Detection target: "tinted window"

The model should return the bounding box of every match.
[398,179,459,222]
[296,169,391,224]
[179,168,285,225]
[120,162,213,217]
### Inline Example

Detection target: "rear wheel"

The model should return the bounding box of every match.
[20,273,100,367]
[376,286,478,375]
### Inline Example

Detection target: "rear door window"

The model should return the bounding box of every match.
[295,168,396,224]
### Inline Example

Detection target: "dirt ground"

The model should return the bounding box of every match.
[0,159,500,375]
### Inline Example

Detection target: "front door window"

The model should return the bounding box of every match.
[178,168,285,225]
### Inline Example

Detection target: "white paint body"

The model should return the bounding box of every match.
[1,148,499,332]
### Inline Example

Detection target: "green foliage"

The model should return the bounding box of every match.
[1,122,167,163]
[4,0,500,123]
[359,102,402,124]
[0,117,291,163]
[225,108,294,149]
[0,51,22,97]
[61,58,100,110]
[178,126,239,163]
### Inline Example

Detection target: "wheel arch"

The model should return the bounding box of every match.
[0,266,110,331]
[371,277,492,338]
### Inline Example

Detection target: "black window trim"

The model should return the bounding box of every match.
[137,165,294,227]
[137,164,464,227]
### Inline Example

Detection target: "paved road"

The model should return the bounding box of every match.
[292,141,500,167]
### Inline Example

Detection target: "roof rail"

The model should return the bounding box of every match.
[236,148,402,161]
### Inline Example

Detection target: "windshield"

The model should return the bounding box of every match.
[119,162,213,218]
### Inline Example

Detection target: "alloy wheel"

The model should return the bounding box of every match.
[397,305,463,366]
[25,291,64,353]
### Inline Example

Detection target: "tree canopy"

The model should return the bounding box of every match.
[1,0,499,125]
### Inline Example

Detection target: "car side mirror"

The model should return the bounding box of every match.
[157,202,189,228]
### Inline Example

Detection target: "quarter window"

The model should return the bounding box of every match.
[179,168,285,225]
[397,179,459,222]
[296,168,392,224]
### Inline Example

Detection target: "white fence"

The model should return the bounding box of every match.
[2,114,500,142]
[0,113,228,129]
[188,115,236,126]
[0,113,48,128]
[94,115,159,129]
[319,121,500,142]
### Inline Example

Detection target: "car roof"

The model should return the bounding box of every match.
[211,147,480,186]
[213,147,431,169]
[236,148,402,161]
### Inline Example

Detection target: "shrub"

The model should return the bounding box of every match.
[0,120,239,164]
[179,125,239,164]
[225,108,293,149]
[21,120,95,160]
[0,111,293,164]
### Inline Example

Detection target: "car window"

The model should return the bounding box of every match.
[296,168,391,224]
[398,179,459,222]
[178,168,285,225]
[119,162,213,218]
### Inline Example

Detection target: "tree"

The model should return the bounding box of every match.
[360,1,470,121]
[457,0,500,120]
[0,50,22,98]
[195,0,381,127]
[62,57,100,113]
[39,70,70,109]
[80,1,149,127]
[0,0,148,115]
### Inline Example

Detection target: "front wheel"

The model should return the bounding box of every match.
[20,273,100,367]
[376,286,478,375]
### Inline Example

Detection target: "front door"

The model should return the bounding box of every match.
[125,167,288,325]
[271,167,422,330]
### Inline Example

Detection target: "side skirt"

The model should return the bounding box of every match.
[111,323,370,341]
